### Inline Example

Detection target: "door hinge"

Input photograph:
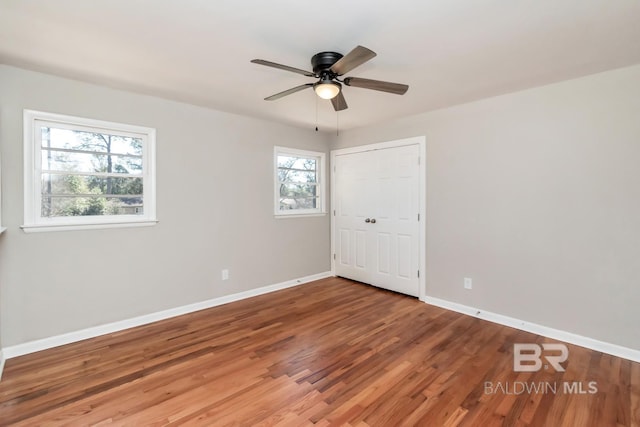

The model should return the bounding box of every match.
[417,270,420,278]
[417,213,420,221]
[333,209,336,216]
[333,253,336,260]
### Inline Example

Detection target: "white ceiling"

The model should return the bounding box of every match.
[1,1,640,132]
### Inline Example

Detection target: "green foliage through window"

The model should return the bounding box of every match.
[40,126,145,218]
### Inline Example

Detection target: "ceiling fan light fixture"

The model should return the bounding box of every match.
[314,80,341,100]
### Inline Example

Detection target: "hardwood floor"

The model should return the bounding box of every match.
[0,277,638,426]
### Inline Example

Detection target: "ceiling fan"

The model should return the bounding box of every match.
[251,46,409,111]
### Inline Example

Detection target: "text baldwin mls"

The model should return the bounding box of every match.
[484,381,598,395]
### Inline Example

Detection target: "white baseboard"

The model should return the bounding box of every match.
[425,296,640,364]
[2,271,333,360]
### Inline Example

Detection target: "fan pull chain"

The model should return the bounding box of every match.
[315,96,319,132]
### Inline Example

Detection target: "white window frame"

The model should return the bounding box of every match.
[22,110,157,233]
[274,146,326,217]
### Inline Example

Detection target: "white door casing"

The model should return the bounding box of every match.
[331,137,426,298]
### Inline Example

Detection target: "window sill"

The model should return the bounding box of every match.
[274,213,326,219]
[21,220,158,233]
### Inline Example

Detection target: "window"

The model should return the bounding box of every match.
[23,110,157,232]
[274,146,326,216]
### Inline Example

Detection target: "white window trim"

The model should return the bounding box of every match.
[274,146,326,217]
[22,110,157,233]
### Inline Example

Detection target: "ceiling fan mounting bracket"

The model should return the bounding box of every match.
[311,51,343,74]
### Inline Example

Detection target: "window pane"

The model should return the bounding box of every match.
[41,150,143,175]
[279,183,317,199]
[279,197,318,210]
[41,195,144,218]
[41,126,143,156]
[42,174,143,196]
[277,155,317,171]
[277,168,316,183]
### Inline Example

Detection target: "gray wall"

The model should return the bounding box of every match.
[2,63,639,352]
[333,65,640,350]
[0,65,331,347]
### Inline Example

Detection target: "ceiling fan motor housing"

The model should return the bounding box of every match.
[311,51,343,75]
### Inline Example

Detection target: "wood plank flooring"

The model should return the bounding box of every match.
[0,277,638,426]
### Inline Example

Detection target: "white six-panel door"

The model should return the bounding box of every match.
[334,143,421,297]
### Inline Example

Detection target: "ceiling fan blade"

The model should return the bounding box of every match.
[251,59,315,77]
[264,83,313,101]
[331,91,348,111]
[343,77,409,95]
[330,46,376,76]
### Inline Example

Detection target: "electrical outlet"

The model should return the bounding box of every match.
[464,277,472,290]
[222,269,229,281]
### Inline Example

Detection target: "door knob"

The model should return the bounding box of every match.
[365,218,371,223]
[370,218,377,224]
